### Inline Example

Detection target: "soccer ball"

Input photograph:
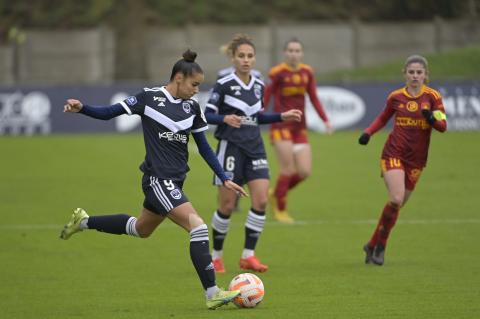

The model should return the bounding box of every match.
[228,273,265,308]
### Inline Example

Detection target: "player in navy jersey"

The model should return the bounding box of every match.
[205,34,302,273]
[60,50,247,310]
[216,44,263,212]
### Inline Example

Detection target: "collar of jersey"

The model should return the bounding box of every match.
[281,62,302,72]
[160,86,182,104]
[232,72,256,90]
[402,85,426,99]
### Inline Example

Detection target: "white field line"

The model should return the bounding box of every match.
[1,219,480,230]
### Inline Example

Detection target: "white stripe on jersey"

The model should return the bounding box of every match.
[150,177,173,211]
[205,103,218,112]
[119,101,132,115]
[160,87,182,103]
[231,73,256,90]
[143,87,163,92]
[191,126,208,133]
[224,95,262,116]
[144,106,195,133]
[218,74,236,85]
[215,140,228,185]
[254,77,265,86]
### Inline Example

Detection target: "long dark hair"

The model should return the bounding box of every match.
[169,49,203,81]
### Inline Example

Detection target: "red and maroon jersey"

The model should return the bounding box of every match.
[264,63,328,130]
[365,85,447,168]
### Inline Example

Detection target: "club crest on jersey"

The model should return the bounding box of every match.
[230,85,241,96]
[406,101,418,112]
[126,96,137,106]
[170,189,182,200]
[153,96,166,107]
[254,84,262,99]
[182,102,191,114]
[210,92,220,103]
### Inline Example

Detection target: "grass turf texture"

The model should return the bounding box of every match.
[323,45,480,82]
[1,131,479,318]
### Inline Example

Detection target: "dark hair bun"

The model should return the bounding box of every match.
[183,49,197,63]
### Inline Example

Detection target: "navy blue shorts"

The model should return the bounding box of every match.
[214,140,270,186]
[142,175,189,216]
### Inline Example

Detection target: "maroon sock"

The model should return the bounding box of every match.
[288,173,304,190]
[368,202,400,248]
[368,220,382,248]
[274,175,291,211]
[378,203,400,247]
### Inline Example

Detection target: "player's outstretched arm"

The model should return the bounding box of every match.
[204,107,241,128]
[358,132,370,145]
[64,99,83,113]
[257,109,302,124]
[63,98,126,120]
[324,121,334,135]
[192,131,248,196]
[422,109,447,132]
[223,180,248,197]
[280,109,302,122]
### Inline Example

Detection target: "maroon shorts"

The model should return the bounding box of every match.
[270,127,308,144]
[380,157,423,191]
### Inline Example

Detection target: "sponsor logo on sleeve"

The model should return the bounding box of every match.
[126,96,137,106]
[210,92,220,103]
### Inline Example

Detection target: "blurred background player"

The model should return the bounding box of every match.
[60,50,247,309]
[204,34,302,273]
[264,38,333,223]
[358,54,447,266]
[217,43,263,80]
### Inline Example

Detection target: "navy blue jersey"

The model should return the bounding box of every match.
[206,73,266,157]
[119,86,208,181]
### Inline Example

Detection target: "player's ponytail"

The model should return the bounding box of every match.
[169,49,203,81]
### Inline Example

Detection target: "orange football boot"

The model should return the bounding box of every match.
[213,258,226,273]
[239,256,268,273]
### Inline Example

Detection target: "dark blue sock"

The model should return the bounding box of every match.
[244,208,265,250]
[212,210,230,251]
[87,214,131,235]
[190,225,215,290]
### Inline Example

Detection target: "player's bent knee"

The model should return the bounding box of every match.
[254,198,268,211]
[188,213,205,229]
[136,227,154,238]
[219,201,236,214]
[389,195,404,207]
[280,167,296,176]
[297,170,310,180]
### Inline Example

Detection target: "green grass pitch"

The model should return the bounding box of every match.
[1,130,479,318]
